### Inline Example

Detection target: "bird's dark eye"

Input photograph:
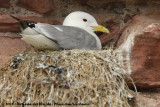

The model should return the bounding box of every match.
[83,19,87,22]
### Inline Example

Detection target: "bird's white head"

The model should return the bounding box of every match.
[63,11,109,35]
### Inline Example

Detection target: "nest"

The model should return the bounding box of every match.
[0,49,132,107]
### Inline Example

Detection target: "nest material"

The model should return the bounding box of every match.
[0,49,131,107]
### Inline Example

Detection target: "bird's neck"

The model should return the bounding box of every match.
[79,27,102,49]
[64,25,102,49]
[87,31,102,49]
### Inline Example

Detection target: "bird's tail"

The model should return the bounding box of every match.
[10,15,29,31]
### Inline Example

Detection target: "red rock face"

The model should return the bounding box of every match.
[73,0,89,4]
[93,13,120,45]
[17,0,54,14]
[0,15,61,33]
[130,23,160,88]
[118,12,160,88]
[134,0,160,1]
[74,0,125,4]
[0,15,19,32]
[0,0,11,8]
[0,36,33,69]
[100,24,120,45]
[129,90,160,107]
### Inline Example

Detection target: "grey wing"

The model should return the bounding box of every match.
[33,23,97,49]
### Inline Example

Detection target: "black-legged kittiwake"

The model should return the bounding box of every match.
[11,11,109,50]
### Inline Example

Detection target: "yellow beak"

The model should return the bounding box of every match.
[92,25,110,33]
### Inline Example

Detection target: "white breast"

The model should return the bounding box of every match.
[21,27,61,50]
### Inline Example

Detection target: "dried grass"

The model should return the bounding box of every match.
[0,49,132,107]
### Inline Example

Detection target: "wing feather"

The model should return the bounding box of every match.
[33,23,97,49]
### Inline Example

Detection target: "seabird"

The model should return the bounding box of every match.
[11,11,109,50]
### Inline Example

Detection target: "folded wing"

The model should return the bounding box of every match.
[33,23,97,50]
